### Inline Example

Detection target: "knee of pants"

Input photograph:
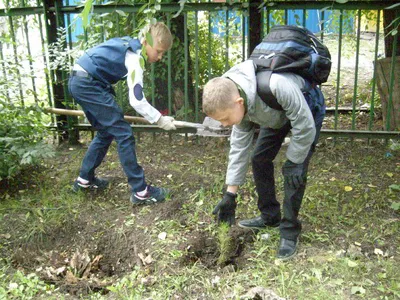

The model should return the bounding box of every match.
[96,131,114,143]
[115,132,135,147]
[252,153,274,169]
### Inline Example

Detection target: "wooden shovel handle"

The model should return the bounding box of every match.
[44,107,151,124]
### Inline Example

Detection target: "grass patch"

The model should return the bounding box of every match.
[0,135,399,299]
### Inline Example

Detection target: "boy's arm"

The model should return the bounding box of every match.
[125,51,162,124]
[212,123,254,226]
[225,123,255,186]
[271,74,316,164]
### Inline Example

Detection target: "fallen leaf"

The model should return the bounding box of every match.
[138,253,153,265]
[390,202,400,211]
[344,186,353,192]
[158,232,167,240]
[374,248,384,256]
[144,255,153,265]
[211,275,220,285]
[331,278,344,285]
[240,286,286,300]
[386,172,393,178]
[260,233,270,241]
[389,184,400,191]
[347,259,358,267]
[351,286,366,295]
[65,270,79,284]
[55,266,66,275]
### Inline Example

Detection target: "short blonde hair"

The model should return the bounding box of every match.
[202,77,239,115]
[149,22,173,50]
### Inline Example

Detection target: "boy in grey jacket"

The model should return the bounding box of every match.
[202,60,325,260]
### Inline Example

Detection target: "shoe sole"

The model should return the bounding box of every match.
[238,222,280,230]
[131,199,165,206]
[130,195,166,206]
[72,185,109,193]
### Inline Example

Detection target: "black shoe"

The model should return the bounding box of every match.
[277,238,298,260]
[72,177,109,192]
[130,185,169,205]
[238,216,280,230]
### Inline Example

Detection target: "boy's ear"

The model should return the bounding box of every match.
[235,97,244,106]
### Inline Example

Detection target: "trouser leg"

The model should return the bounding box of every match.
[68,75,146,192]
[109,119,146,192]
[279,124,322,240]
[79,130,113,181]
[252,122,291,221]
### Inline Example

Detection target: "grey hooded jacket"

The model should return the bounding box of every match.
[224,60,316,186]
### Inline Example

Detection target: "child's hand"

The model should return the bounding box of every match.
[282,160,305,189]
[212,192,237,226]
[157,116,176,131]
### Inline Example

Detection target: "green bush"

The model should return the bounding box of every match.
[0,99,54,180]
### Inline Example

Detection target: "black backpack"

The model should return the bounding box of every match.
[249,25,331,110]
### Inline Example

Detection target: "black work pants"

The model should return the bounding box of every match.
[251,121,322,240]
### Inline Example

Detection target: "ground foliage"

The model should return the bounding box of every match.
[0,133,399,299]
[0,100,55,181]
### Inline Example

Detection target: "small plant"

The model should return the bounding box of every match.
[216,222,232,265]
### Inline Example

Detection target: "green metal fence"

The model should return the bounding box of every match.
[0,1,399,142]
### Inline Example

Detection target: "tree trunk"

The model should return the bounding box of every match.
[378,10,399,130]
[383,9,400,57]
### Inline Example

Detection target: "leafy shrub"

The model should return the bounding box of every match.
[0,99,54,180]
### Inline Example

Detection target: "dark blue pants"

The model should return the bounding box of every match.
[68,75,146,192]
[252,86,325,240]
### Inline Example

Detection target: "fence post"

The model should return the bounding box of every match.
[43,0,79,144]
[249,0,262,53]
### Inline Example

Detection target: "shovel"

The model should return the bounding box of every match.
[44,107,230,137]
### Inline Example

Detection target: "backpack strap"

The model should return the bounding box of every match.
[256,69,283,111]
[257,70,318,112]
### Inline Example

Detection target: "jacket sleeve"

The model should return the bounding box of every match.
[271,75,316,164]
[125,51,161,124]
[225,121,255,186]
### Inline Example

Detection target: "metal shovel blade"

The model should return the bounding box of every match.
[198,117,231,137]
[173,117,230,137]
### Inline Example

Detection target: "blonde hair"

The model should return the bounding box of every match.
[202,77,239,115]
[149,22,173,50]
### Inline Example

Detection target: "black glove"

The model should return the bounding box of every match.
[212,192,237,226]
[282,160,305,189]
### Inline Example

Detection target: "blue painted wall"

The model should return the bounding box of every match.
[212,9,354,36]
[63,0,85,43]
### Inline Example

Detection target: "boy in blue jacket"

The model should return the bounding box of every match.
[202,60,325,260]
[69,22,175,205]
